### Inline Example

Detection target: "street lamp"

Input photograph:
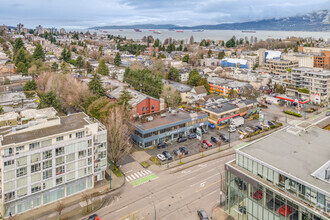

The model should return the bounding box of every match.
[149,196,156,220]
[167,141,169,169]
[216,167,223,207]
[109,161,112,190]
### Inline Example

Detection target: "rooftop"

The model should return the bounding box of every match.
[202,98,258,114]
[162,79,192,93]
[239,126,330,195]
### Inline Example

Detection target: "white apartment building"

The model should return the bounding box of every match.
[0,112,107,217]
[285,67,330,103]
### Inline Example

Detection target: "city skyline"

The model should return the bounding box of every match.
[0,0,329,29]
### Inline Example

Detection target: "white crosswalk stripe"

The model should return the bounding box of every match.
[126,170,152,182]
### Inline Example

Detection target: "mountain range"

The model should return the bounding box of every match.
[90,10,330,31]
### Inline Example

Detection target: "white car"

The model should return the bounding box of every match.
[157,154,166,161]
[228,127,236,133]
[245,126,254,133]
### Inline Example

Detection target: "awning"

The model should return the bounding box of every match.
[276,96,310,104]
[217,113,240,124]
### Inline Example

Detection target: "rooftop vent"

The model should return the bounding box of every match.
[212,106,216,109]
[146,116,153,122]
[160,113,166,118]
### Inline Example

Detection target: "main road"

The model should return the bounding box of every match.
[85,153,235,220]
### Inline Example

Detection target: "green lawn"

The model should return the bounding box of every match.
[130,174,158,187]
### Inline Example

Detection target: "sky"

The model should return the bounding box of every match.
[0,0,329,29]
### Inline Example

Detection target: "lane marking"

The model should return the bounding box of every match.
[196,180,222,193]
[117,211,138,220]
[131,174,136,180]
[134,173,139,178]
[137,172,143,177]
[116,206,128,212]
[190,173,219,187]
[200,182,206,187]
[127,176,133,181]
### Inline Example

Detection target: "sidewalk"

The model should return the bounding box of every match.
[19,170,124,220]
[212,206,234,220]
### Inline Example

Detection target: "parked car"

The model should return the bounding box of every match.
[202,143,208,149]
[219,133,229,142]
[162,151,173,160]
[237,129,247,136]
[211,136,221,144]
[255,125,262,131]
[157,142,167,149]
[177,137,187,143]
[202,140,212,147]
[278,205,293,217]
[326,111,330,116]
[234,177,247,190]
[245,126,254,133]
[197,209,209,220]
[201,128,208,134]
[157,154,166,161]
[188,133,197,139]
[228,127,236,133]
[172,149,181,156]
[253,190,263,200]
[208,122,215,129]
[86,214,99,220]
[179,147,189,155]
[268,120,276,126]
[267,198,282,211]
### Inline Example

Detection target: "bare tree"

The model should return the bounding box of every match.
[106,105,134,167]
[55,201,65,220]
[81,192,91,213]
[150,59,165,75]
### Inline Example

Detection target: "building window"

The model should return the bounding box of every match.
[17,167,27,177]
[4,160,14,167]
[56,177,63,185]
[69,134,72,138]
[78,150,86,159]
[142,107,145,111]
[152,105,154,110]
[31,185,41,194]
[16,146,24,152]
[56,166,65,175]
[56,136,64,142]
[88,148,92,156]
[43,160,52,169]
[56,147,64,156]
[56,156,65,166]
[43,169,52,180]
[43,150,52,160]
[76,131,84,139]
[31,163,41,173]
[29,142,40,150]
[4,192,15,202]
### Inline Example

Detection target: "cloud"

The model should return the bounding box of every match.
[0,0,329,28]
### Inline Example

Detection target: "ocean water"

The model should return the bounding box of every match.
[90,29,330,42]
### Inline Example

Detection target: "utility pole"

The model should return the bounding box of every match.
[109,161,112,190]
[167,142,169,169]
[216,167,223,207]
[152,201,156,220]
[228,118,231,148]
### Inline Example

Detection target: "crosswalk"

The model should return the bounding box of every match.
[125,170,152,182]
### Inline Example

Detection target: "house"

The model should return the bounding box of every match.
[108,87,164,116]
[162,80,192,103]
[189,86,207,103]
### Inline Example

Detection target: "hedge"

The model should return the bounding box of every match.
[284,110,302,117]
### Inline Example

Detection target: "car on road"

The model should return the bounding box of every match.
[197,209,209,220]
[86,214,99,220]
[211,136,221,144]
[208,122,215,129]
[188,133,197,139]
[253,190,263,200]
[238,129,247,136]
[172,149,181,156]
[245,126,254,133]
[177,137,187,143]
[157,154,166,161]
[219,133,229,142]
[162,151,173,160]
[202,140,212,147]
[157,142,167,149]
[326,111,330,116]
[228,127,236,133]
[278,205,293,217]
[179,147,189,155]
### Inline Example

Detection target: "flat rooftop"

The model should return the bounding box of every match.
[2,112,90,146]
[239,126,330,194]
[135,110,207,131]
[202,98,258,114]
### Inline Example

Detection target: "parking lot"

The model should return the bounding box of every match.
[146,118,261,163]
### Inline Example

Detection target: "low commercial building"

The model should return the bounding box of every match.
[0,112,107,217]
[225,122,329,220]
[201,98,259,125]
[221,58,248,69]
[208,77,248,96]
[264,59,299,75]
[132,109,208,148]
[314,51,330,69]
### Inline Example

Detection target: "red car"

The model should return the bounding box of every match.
[278,205,292,216]
[202,140,212,147]
[252,190,263,200]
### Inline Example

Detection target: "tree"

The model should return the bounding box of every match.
[161,84,182,107]
[184,47,188,52]
[97,59,109,76]
[114,52,121,66]
[182,54,189,63]
[81,192,91,213]
[86,61,93,74]
[61,48,71,62]
[38,91,61,110]
[72,33,79,40]
[51,62,58,72]
[55,201,65,220]
[151,59,165,75]
[0,106,3,114]
[225,38,236,48]
[228,89,239,99]
[16,62,27,74]
[76,55,84,69]
[13,37,24,54]
[14,48,27,66]
[117,88,132,108]
[207,49,212,58]
[218,51,225,60]
[189,35,194,45]
[88,74,105,97]
[187,69,201,86]
[167,67,180,82]
[33,43,45,60]
[153,39,160,48]
[106,105,133,167]
[198,77,210,93]
[23,80,37,91]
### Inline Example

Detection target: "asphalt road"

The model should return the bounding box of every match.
[84,154,235,220]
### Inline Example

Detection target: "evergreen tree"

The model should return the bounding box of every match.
[14,48,28,66]
[225,38,236,48]
[61,48,67,61]
[218,51,225,59]
[117,88,132,107]
[61,48,71,62]
[86,61,93,74]
[23,80,37,91]
[182,54,189,63]
[97,59,109,75]
[198,77,210,93]
[88,74,105,97]
[76,55,84,69]
[38,91,61,110]
[167,67,180,82]
[13,37,24,54]
[33,43,45,60]
[184,47,188,52]
[153,39,160,48]
[51,62,58,72]
[207,49,212,58]
[187,69,201,86]
[16,62,27,73]
[114,52,121,66]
